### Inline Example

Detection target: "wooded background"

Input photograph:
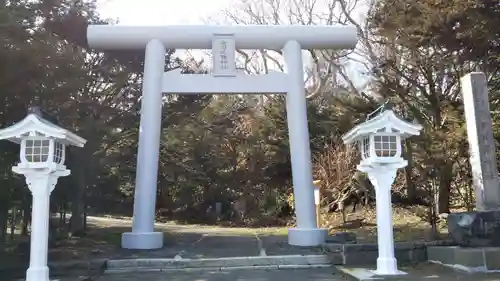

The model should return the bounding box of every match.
[1,0,499,251]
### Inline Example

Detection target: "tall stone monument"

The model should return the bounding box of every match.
[447,72,500,247]
[461,72,500,210]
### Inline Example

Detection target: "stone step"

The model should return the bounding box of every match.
[105,254,332,273]
[322,242,430,266]
[428,246,500,272]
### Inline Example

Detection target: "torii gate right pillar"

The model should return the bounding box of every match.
[283,40,323,245]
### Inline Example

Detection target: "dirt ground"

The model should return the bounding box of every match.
[322,206,448,243]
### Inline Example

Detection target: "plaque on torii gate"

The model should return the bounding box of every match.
[212,34,236,77]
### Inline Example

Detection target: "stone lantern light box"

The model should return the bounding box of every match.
[0,109,86,172]
[342,106,422,171]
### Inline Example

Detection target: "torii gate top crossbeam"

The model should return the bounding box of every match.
[87,24,357,50]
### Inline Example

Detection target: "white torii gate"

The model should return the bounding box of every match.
[87,24,358,249]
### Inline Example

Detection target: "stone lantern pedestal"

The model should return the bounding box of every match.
[13,168,70,281]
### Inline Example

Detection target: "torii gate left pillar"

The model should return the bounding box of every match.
[87,24,358,249]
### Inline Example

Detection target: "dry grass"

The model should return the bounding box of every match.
[48,224,125,261]
[322,206,448,243]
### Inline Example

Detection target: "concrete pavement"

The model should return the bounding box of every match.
[93,268,344,281]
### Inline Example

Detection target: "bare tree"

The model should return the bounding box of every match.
[313,143,363,223]
[206,0,375,99]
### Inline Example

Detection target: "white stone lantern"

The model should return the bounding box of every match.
[342,104,422,276]
[0,107,86,281]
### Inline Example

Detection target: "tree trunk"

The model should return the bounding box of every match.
[0,206,8,252]
[69,179,85,235]
[69,148,88,236]
[59,208,64,226]
[404,139,416,202]
[436,162,453,214]
[21,195,31,236]
[83,202,88,231]
[10,206,17,240]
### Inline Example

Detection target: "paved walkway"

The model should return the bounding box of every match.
[6,216,331,281]
[109,233,322,260]
[78,268,344,281]
[82,216,323,260]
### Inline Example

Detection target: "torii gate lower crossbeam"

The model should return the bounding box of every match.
[87,24,358,250]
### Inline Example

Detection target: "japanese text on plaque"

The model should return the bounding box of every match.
[212,34,236,77]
